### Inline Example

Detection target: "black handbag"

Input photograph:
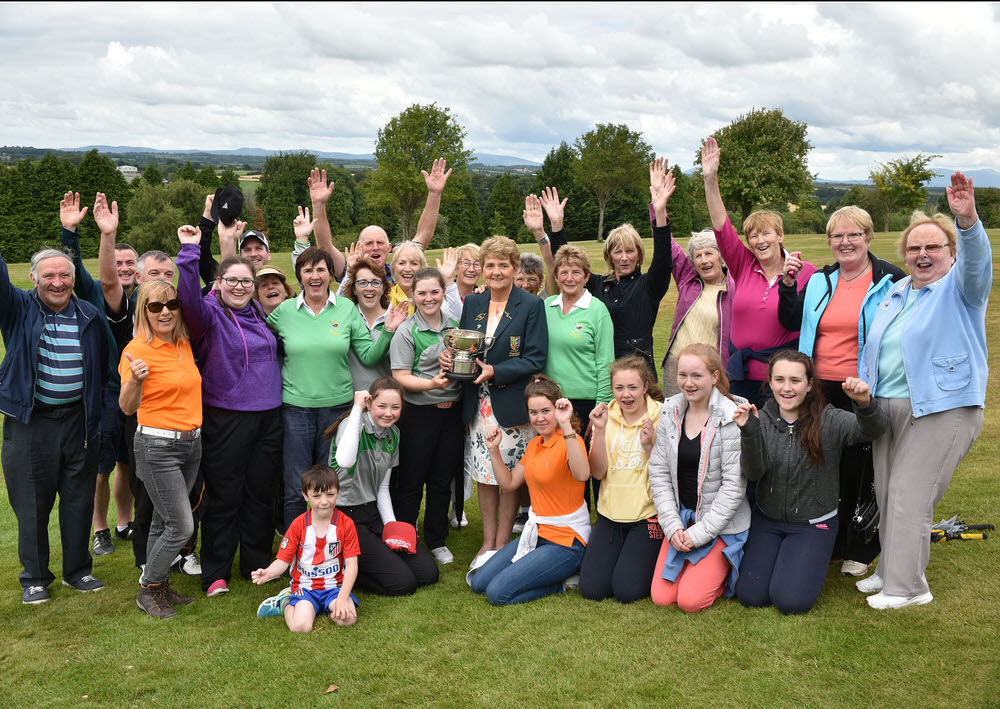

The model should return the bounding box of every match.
[848,443,879,544]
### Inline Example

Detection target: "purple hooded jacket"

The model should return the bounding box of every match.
[177,243,282,411]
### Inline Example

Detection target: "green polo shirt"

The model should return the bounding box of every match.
[389,310,461,406]
[543,290,614,403]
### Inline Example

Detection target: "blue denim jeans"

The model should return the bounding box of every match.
[470,536,585,606]
[133,432,202,585]
[280,403,349,530]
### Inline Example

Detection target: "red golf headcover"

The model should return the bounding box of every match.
[382,521,417,554]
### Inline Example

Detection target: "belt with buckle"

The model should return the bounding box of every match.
[137,425,201,441]
[434,401,455,409]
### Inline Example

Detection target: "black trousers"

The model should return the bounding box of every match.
[821,380,881,565]
[570,399,599,510]
[392,403,464,549]
[2,403,99,588]
[126,414,204,567]
[338,501,439,596]
[579,514,662,603]
[198,406,282,590]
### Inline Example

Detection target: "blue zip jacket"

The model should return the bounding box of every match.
[0,251,109,436]
[859,219,991,418]
[777,252,905,359]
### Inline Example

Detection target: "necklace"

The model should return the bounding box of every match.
[840,264,872,283]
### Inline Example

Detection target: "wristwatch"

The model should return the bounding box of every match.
[538,234,550,247]
[563,432,576,440]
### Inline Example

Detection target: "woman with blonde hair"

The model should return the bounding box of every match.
[119,279,203,618]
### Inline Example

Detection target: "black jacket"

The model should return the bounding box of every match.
[459,285,548,428]
[549,222,672,376]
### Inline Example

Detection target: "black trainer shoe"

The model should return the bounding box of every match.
[93,529,115,556]
[62,575,105,592]
[22,585,50,605]
[114,522,134,541]
[137,584,177,619]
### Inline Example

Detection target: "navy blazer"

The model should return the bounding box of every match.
[459,286,547,428]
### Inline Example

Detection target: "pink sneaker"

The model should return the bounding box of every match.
[206,579,229,597]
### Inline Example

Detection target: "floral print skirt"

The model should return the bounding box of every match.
[467,384,532,486]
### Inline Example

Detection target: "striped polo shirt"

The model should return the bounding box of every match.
[35,299,85,405]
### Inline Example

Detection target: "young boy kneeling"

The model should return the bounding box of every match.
[253,465,360,631]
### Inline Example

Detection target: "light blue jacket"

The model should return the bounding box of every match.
[859,219,991,417]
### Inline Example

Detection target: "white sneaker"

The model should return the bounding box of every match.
[866,590,933,610]
[431,546,455,564]
[841,560,869,577]
[449,509,460,529]
[563,574,580,591]
[855,573,884,594]
[171,553,202,576]
[460,512,468,528]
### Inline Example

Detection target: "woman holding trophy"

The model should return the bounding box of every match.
[439,236,548,568]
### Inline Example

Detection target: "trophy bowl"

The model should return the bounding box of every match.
[443,328,495,381]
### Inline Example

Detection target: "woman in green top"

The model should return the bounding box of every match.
[267,247,406,529]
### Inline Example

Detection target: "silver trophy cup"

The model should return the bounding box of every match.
[443,329,495,381]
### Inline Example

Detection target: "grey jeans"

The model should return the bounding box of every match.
[133,432,202,584]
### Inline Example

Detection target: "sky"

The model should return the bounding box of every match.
[1,2,998,180]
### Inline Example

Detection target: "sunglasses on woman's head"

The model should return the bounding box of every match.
[145,299,181,313]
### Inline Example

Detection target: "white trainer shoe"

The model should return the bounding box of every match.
[866,590,933,610]
[841,560,869,577]
[855,573,884,594]
[431,546,455,564]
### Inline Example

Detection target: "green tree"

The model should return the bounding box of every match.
[142,163,164,187]
[174,161,197,182]
[695,107,814,223]
[218,167,241,188]
[366,103,473,239]
[573,123,653,240]
[74,150,132,256]
[0,164,36,262]
[196,165,219,190]
[666,166,694,239]
[869,153,940,231]
[938,186,1000,228]
[440,179,485,245]
[317,164,362,234]
[126,180,204,255]
[482,173,522,240]
[531,142,576,196]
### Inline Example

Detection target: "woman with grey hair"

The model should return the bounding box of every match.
[515,253,546,298]
[658,228,734,396]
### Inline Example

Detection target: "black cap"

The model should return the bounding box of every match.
[239,230,270,251]
[211,185,244,226]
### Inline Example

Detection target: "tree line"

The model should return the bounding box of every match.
[3,105,991,265]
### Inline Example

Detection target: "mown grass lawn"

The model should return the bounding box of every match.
[1,232,998,708]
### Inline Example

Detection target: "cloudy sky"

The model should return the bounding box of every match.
[2,2,998,179]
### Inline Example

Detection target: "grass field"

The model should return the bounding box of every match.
[1,232,998,708]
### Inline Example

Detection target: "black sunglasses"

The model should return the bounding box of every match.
[145,298,181,314]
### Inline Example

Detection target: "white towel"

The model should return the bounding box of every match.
[512,502,591,562]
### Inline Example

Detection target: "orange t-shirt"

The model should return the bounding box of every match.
[519,434,587,547]
[813,272,872,381]
[119,336,202,430]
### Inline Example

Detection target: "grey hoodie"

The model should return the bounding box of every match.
[739,397,887,524]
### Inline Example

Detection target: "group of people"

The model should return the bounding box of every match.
[0,142,989,630]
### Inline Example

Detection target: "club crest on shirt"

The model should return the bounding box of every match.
[571,322,585,339]
[329,320,342,335]
[280,538,289,549]
[382,437,396,454]
[509,336,521,357]
[327,540,341,557]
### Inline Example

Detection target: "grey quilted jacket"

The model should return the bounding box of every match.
[648,388,751,548]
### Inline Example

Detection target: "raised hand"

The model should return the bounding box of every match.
[203,193,215,220]
[842,377,871,407]
[589,402,609,431]
[383,302,408,332]
[523,194,545,235]
[649,157,667,190]
[93,192,119,235]
[177,224,202,245]
[123,352,150,382]
[670,529,693,553]
[701,137,721,180]
[649,169,675,215]
[436,247,458,282]
[639,416,655,454]
[59,191,88,231]
[484,426,503,451]
[946,172,978,228]
[539,186,567,232]
[218,219,246,246]
[353,390,372,409]
[343,241,361,270]
[733,402,758,427]
[782,251,803,286]
[293,206,317,242]
[422,158,452,195]
[554,397,574,429]
[308,167,335,204]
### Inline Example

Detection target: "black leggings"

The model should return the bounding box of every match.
[338,502,438,596]
[579,514,662,603]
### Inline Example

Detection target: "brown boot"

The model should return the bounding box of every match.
[162,579,195,607]
[137,583,178,619]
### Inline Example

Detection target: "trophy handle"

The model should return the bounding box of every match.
[482,336,495,354]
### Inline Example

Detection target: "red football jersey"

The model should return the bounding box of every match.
[277,510,360,592]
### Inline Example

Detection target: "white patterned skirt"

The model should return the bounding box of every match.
[467,384,532,486]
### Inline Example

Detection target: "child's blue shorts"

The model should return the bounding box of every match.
[288,587,359,615]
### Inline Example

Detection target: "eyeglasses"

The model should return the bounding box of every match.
[355,279,384,289]
[459,260,482,270]
[905,243,949,256]
[221,277,255,288]
[145,299,180,313]
[829,232,866,244]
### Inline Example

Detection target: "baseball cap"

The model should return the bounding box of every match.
[210,185,244,226]
[239,230,270,252]
[254,266,287,282]
[382,521,417,554]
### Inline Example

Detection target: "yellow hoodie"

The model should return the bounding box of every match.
[596,395,663,523]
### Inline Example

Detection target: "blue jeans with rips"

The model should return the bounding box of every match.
[470,536,585,606]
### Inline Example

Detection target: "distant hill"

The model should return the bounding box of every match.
[816,169,1000,189]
